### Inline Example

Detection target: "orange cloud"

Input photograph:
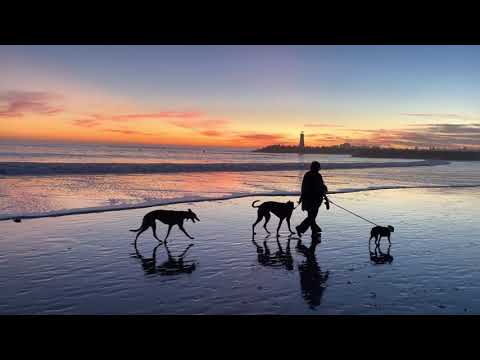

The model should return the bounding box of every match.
[111,111,203,120]
[236,133,288,142]
[103,129,156,136]
[304,123,344,128]
[71,112,229,130]
[200,130,223,137]
[73,119,101,128]
[168,118,230,130]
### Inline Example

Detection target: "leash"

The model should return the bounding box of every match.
[326,196,380,227]
[293,195,380,227]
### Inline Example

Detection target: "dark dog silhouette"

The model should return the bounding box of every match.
[130,208,200,244]
[369,225,394,245]
[251,200,296,236]
[133,242,196,275]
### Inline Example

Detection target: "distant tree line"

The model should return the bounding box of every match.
[254,143,480,161]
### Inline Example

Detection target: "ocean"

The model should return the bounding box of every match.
[1,142,479,220]
[2,142,480,314]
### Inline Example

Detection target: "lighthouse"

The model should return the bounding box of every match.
[298,131,305,153]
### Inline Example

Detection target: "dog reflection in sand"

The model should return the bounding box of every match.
[133,242,196,275]
[369,243,394,265]
[252,235,294,271]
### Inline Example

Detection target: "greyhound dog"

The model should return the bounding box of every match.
[130,208,200,244]
[251,200,296,236]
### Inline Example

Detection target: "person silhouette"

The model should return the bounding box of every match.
[296,161,330,237]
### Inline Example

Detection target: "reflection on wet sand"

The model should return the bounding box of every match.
[369,243,394,265]
[133,242,196,275]
[251,233,329,310]
[296,235,329,310]
[252,235,294,271]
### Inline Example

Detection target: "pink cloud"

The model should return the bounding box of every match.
[236,133,290,142]
[168,119,230,130]
[0,91,64,118]
[401,113,478,121]
[200,130,223,137]
[103,129,155,136]
[111,111,203,121]
[73,119,102,128]
[71,111,231,136]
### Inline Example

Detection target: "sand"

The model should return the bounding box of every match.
[1,188,480,314]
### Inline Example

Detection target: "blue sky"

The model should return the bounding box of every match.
[1,45,480,148]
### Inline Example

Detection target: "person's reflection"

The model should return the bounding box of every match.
[252,235,294,271]
[296,235,329,309]
[369,243,393,265]
[133,242,196,275]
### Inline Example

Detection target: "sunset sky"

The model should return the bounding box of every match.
[1,45,480,149]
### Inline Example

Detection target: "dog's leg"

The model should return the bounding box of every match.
[179,243,194,259]
[286,216,295,234]
[164,225,173,242]
[134,225,149,244]
[276,237,283,252]
[179,224,195,239]
[151,221,163,243]
[388,234,391,244]
[263,240,270,256]
[252,215,263,236]
[276,217,284,237]
[263,213,271,234]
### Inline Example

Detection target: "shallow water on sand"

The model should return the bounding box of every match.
[2,161,479,219]
[1,188,480,314]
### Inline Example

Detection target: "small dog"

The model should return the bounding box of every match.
[252,200,296,236]
[130,208,200,244]
[369,225,394,245]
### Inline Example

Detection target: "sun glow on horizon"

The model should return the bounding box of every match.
[2,45,480,150]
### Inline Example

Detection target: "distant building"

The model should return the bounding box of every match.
[298,131,305,153]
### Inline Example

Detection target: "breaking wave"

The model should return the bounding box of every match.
[0,159,450,176]
[2,183,479,221]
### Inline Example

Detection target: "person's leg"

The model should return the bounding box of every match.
[309,206,320,234]
[296,212,310,235]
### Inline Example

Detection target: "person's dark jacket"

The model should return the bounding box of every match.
[299,170,328,211]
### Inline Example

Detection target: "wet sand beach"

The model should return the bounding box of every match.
[1,188,480,314]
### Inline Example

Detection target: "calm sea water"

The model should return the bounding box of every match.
[0,142,406,164]
[1,143,480,219]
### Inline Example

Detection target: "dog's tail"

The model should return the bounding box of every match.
[130,214,149,232]
[252,200,261,208]
[130,220,145,232]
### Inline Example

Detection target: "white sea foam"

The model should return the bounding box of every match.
[0,159,450,176]
[2,183,479,221]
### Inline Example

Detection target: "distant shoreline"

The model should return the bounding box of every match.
[254,144,480,161]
